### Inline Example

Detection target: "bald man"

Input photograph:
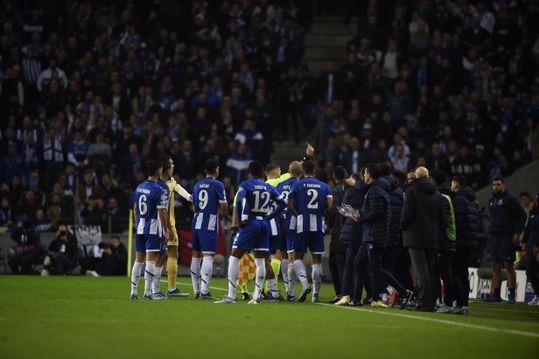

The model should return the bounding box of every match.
[401,167,446,311]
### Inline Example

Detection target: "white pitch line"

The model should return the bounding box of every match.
[160,279,539,339]
[316,303,539,339]
[160,279,228,292]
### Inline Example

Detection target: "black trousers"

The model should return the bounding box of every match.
[435,250,455,306]
[53,253,76,275]
[341,244,359,297]
[453,247,471,307]
[409,248,437,309]
[525,253,539,295]
[9,251,41,274]
[355,242,407,301]
[329,247,345,296]
[394,247,413,292]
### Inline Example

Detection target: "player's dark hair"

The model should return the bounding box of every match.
[379,162,392,177]
[364,163,380,179]
[430,169,447,186]
[160,155,172,169]
[248,161,265,178]
[333,165,347,181]
[520,192,531,198]
[302,160,316,175]
[205,158,219,175]
[492,177,504,183]
[392,170,406,184]
[265,163,280,174]
[146,160,163,176]
[452,175,468,187]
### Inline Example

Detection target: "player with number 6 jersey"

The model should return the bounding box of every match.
[191,159,228,299]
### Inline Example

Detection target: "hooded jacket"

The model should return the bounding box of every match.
[358,179,391,246]
[401,177,446,249]
[387,180,405,249]
[452,186,479,249]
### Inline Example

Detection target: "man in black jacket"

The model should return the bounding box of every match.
[451,176,479,313]
[335,172,368,306]
[352,164,409,307]
[401,166,446,311]
[327,166,348,302]
[9,221,42,274]
[46,224,78,275]
[485,178,527,304]
[522,195,539,306]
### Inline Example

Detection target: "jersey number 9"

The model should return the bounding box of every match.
[198,190,208,210]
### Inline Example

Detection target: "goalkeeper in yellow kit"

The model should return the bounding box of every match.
[161,156,192,297]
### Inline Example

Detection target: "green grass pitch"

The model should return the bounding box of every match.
[0,276,538,359]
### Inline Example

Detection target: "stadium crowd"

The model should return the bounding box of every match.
[0,1,538,305]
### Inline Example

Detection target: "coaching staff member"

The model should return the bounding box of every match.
[401,167,445,311]
[484,178,526,304]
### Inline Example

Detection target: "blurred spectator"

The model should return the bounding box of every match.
[8,221,42,274]
[43,224,78,275]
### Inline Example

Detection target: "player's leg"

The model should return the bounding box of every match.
[144,251,157,299]
[144,236,166,300]
[280,233,290,294]
[130,235,146,299]
[200,232,218,299]
[505,261,517,304]
[191,231,203,298]
[152,253,165,295]
[216,223,256,303]
[251,221,271,303]
[309,232,325,303]
[286,231,298,300]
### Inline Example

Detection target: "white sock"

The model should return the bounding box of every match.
[227,256,240,299]
[312,263,322,295]
[288,260,297,296]
[294,259,308,287]
[144,261,155,296]
[201,256,214,294]
[281,259,289,293]
[267,278,279,298]
[130,261,144,295]
[190,257,202,294]
[152,266,162,294]
[254,258,266,300]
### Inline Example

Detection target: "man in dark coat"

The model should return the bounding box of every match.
[522,195,539,306]
[401,166,446,311]
[334,173,368,306]
[485,178,527,304]
[8,221,42,274]
[327,166,348,302]
[352,164,409,307]
[451,175,479,313]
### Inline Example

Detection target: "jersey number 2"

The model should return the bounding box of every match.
[307,189,319,209]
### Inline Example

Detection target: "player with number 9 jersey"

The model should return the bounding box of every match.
[192,178,227,253]
[134,180,169,252]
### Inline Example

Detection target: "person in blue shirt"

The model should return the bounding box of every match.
[216,161,286,304]
[129,160,171,301]
[276,161,303,301]
[191,159,228,300]
[287,160,333,303]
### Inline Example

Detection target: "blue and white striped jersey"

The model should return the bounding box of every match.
[235,179,284,221]
[134,179,168,236]
[276,177,299,230]
[289,177,332,233]
[192,178,227,232]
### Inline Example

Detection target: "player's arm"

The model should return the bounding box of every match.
[287,196,298,217]
[133,203,138,225]
[218,184,228,217]
[173,182,193,202]
[158,208,171,241]
[266,189,286,220]
[325,193,334,219]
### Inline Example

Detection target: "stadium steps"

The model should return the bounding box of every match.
[304,16,357,74]
[270,141,308,170]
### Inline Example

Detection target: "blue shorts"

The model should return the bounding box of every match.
[192,229,218,254]
[293,231,325,254]
[286,230,297,253]
[232,220,269,252]
[136,234,164,253]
